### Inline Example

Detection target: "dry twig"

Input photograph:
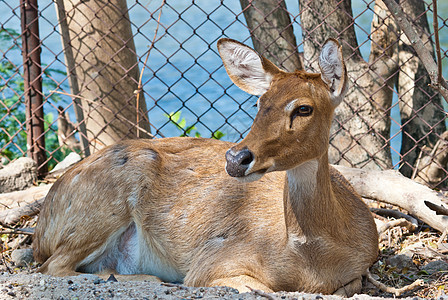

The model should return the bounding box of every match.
[135,0,166,138]
[371,208,418,230]
[0,251,12,274]
[367,271,424,296]
[0,228,34,235]
[245,286,275,300]
[425,200,448,216]
[378,218,414,236]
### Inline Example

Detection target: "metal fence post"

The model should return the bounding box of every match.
[20,0,47,176]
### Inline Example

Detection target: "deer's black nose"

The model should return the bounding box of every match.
[225,148,254,177]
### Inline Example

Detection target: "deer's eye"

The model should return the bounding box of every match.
[292,105,313,118]
[297,105,313,116]
[290,105,313,128]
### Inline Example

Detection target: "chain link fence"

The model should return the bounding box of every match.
[0,0,447,188]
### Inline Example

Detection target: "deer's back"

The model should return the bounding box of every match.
[33,138,286,274]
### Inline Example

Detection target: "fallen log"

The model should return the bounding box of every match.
[0,197,44,225]
[334,165,448,233]
[0,184,52,211]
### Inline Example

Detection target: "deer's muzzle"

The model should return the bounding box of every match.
[225,148,254,177]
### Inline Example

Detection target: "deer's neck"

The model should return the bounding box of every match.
[284,155,337,237]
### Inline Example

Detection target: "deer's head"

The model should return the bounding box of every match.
[217,38,348,181]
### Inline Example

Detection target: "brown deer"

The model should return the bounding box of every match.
[33,38,378,296]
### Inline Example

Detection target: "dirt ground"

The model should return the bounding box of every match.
[0,271,433,300]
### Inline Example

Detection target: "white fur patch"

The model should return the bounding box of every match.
[287,160,318,201]
[77,223,183,282]
[135,226,183,282]
[284,99,299,113]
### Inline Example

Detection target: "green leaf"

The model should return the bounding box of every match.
[178,118,186,129]
[212,131,225,140]
[184,124,196,135]
[171,111,181,123]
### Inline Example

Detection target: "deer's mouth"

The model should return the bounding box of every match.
[225,148,272,182]
[228,168,266,183]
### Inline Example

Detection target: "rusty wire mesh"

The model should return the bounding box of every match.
[0,0,447,188]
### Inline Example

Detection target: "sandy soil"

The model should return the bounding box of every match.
[0,271,414,300]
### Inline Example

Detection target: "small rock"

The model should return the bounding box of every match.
[106,274,118,282]
[51,152,81,173]
[11,249,34,267]
[422,260,448,274]
[0,157,37,193]
[385,254,417,271]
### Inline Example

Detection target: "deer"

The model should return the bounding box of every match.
[33,38,378,297]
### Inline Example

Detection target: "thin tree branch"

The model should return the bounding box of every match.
[433,0,442,87]
[135,0,166,138]
[425,200,448,216]
[377,218,414,235]
[367,271,424,296]
[382,0,448,103]
[370,208,419,229]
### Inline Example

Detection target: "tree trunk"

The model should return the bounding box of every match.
[396,0,446,178]
[299,0,397,170]
[240,0,303,72]
[58,0,151,152]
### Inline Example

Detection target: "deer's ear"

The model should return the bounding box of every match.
[217,38,282,96]
[318,38,348,107]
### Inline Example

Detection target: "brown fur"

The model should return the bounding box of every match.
[33,39,378,296]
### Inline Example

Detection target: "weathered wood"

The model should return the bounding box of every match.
[0,158,37,193]
[0,197,43,225]
[0,184,52,210]
[55,0,90,157]
[57,106,81,152]
[334,165,448,232]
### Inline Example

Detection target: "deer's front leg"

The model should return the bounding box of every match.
[333,277,362,297]
[210,275,273,293]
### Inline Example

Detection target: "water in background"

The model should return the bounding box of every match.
[1,0,447,167]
